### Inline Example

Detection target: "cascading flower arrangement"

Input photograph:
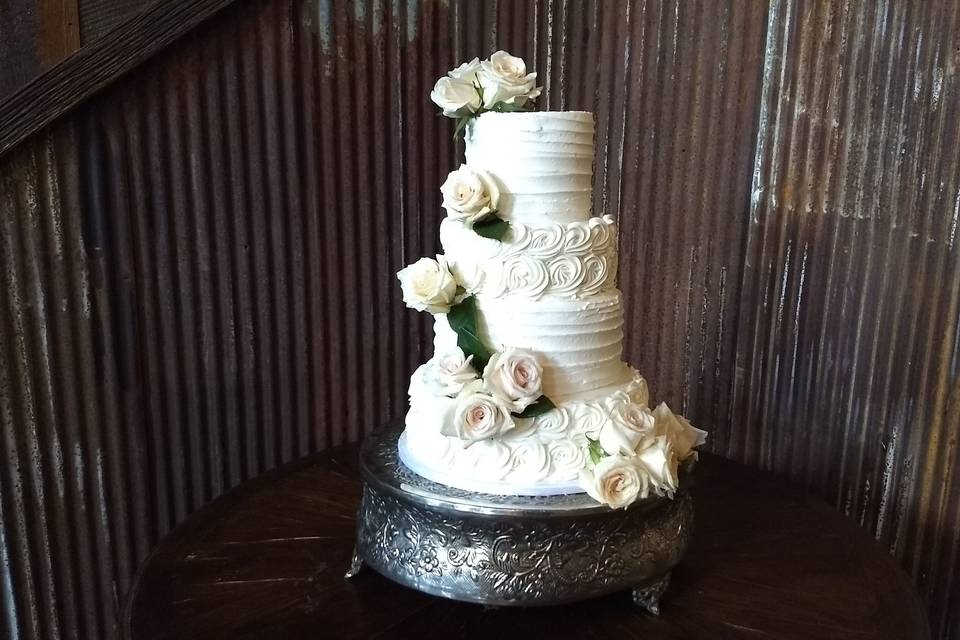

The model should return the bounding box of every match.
[429,51,543,241]
[397,258,556,426]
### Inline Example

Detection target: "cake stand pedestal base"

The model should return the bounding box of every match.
[346,429,693,612]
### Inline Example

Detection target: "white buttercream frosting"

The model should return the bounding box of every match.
[465,111,595,224]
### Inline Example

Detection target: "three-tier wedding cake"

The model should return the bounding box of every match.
[396,51,705,507]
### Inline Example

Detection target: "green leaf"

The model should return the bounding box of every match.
[471,213,509,241]
[491,100,536,113]
[453,115,472,142]
[586,437,606,466]
[512,395,556,419]
[446,296,493,372]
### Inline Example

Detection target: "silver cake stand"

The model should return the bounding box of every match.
[346,429,694,612]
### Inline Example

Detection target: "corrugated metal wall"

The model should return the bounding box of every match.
[0,0,957,638]
[734,3,960,638]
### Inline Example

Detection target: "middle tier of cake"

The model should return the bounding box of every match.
[433,291,634,403]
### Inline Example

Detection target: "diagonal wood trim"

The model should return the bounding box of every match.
[0,0,239,160]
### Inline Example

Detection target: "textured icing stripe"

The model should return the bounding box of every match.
[478,292,629,398]
[465,111,595,224]
[431,291,630,399]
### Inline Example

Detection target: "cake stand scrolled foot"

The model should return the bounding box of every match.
[344,547,365,579]
[631,573,671,615]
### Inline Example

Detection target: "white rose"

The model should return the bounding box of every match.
[448,57,481,84]
[578,454,649,509]
[635,436,679,497]
[440,165,501,225]
[430,76,481,117]
[652,402,707,460]
[441,382,515,446]
[598,403,655,456]
[424,348,478,396]
[478,50,542,108]
[482,348,544,413]
[397,255,458,314]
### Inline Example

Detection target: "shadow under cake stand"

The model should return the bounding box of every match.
[346,429,693,612]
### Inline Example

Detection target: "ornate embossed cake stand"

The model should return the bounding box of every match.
[346,429,694,612]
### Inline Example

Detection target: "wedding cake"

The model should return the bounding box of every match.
[396,51,706,508]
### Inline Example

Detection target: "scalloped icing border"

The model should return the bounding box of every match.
[440,215,619,300]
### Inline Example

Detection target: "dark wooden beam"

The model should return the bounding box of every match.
[39,0,81,70]
[0,0,239,160]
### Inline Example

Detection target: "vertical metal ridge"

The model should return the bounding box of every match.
[97,97,147,604]
[260,0,294,467]
[386,0,411,434]
[60,119,113,640]
[77,109,127,639]
[178,26,217,509]
[183,32,225,501]
[314,0,341,449]
[223,8,259,479]
[199,23,239,488]
[280,0,311,459]
[298,0,323,453]
[350,0,375,441]
[34,130,82,640]
[160,53,205,512]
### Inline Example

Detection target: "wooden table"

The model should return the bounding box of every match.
[123,440,931,640]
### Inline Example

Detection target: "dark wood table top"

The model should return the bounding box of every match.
[123,439,930,640]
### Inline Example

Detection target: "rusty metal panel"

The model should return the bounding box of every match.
[733,0,960,637]
[0,123,128,640]
[0,0,958,639]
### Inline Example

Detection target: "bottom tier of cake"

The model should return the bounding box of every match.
[400,369,648,495]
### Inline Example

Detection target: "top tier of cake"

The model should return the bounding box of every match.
[464,111,594,225]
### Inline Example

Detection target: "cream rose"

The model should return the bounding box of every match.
[430,76,481,117]
[440,165,501,225]
[598,402,655,456]
[482,348,544,413]
[424,348,478,397]
[397,255,457,314]
[635,436,679,497]
[478,50,542,108]
[652,402,707,460]
[578,454,649,509]
[448,57,481,84]
[441,383,515,446]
